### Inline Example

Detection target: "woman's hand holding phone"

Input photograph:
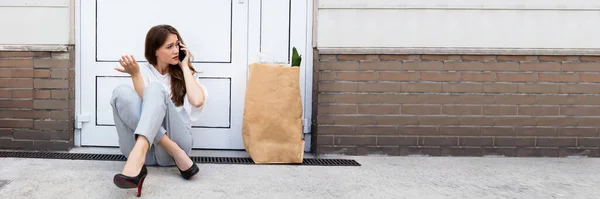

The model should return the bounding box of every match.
[115,55,140,76]
[179,42,190,67]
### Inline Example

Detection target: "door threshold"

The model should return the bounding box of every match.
[69,147,315,158]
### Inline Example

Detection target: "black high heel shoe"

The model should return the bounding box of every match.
[113,165,148,197]
[177,160,199,180]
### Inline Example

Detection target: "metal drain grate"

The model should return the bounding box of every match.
[192,156,256,164]
[0,151,360,166]
[302,158,360,166]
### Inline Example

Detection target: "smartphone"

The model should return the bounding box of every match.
[179,47,186,62]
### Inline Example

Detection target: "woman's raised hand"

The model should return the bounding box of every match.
[115,55,140,76]
[179,42,190,66]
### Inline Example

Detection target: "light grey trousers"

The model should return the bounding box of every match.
[110,82,192,166]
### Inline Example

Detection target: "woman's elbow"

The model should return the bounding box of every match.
[190,98,205,108]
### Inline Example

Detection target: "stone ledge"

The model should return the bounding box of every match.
[318,146,600,157]
[317,47,600,56]
[0,45,71,52]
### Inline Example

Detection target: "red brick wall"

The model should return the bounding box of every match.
[313,53,600,157]
[0,47,75,151]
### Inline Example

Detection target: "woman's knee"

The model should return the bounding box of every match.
[110,85,137,107]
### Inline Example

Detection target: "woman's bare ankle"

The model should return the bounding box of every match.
[122,155,145,176]
[174,150,192,170]
[122,142,148,176]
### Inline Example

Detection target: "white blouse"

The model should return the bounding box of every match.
[139,63,208,122]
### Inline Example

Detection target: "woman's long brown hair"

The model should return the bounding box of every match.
[144,24,196,106]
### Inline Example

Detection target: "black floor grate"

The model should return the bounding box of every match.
[0,151,360,166]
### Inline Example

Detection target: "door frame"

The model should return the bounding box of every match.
[73,0,314,151]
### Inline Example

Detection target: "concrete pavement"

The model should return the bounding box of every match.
[1,154,600,198]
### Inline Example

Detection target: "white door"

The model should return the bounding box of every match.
[79,0,248,149]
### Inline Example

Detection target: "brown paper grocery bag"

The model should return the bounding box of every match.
[242,62,305,164]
